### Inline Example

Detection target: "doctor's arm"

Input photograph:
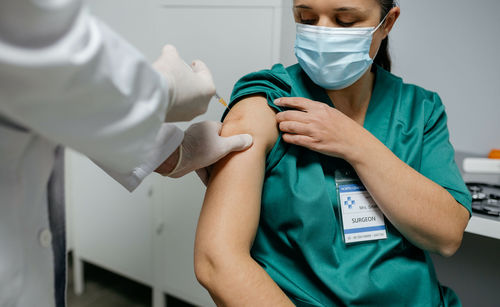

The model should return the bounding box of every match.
[194,97,293,306]
[0,0,218,191]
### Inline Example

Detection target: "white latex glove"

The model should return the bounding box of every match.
[153,45,216,122]
[166,121,253,185]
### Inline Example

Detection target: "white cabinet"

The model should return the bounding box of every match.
[66,150,157,287]
[66,1,283,306]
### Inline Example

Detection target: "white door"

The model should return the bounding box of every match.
[67,150,156,286]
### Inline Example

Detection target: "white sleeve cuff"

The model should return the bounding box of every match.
[95,123,184,192]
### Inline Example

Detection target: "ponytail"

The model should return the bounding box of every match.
[373,0,396,72]
[374,37,391,72]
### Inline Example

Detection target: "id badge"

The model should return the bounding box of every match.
[335,169,387,244]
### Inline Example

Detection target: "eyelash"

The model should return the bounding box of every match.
[299,17,357,27]
[336,19,355,27]
[300,18,317,25]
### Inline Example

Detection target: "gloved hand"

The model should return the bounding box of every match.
[153,45,216,122]
[164,121,253,185]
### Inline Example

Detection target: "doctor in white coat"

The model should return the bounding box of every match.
[0,1,253,306]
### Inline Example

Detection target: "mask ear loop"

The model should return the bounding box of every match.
[369,3,398,60]
[371,13,390,35]
[371,0,400,36]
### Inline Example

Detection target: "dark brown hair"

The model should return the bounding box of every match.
[374,0,395,72]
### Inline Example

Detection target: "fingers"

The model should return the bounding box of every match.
[159,45,215,90]
[274,97,314,111]
[198,120,221,132]
[154,45,178,69]
[276,110,310,123]
[192,60,216,96]
[187,121,221,141]
[282,133,315,148]
[197,120,253,152]
[191,60,209,73]
[222,134,254,152]
[276,110,312,135]
[162,44,180,59]
[279,121,311,135]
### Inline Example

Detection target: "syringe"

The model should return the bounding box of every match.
[214,92,230,111]
[181,60,230,111]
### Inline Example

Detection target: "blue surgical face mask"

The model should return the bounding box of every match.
[295,17,387,90]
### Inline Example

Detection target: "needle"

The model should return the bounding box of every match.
[214,92,230,111]
[182,60,230,111]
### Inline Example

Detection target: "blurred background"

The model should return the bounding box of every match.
[66,1,500,306]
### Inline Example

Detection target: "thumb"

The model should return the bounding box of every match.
[222,134,253,152]
[191,59,210,74]
[191,60,216,94]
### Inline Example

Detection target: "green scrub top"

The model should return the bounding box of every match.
[224,64,472,307]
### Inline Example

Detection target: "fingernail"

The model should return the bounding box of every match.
[274,99,281,105]
[244,134,253,147]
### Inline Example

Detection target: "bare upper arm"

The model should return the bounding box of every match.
[195,95,278,255]
[220,95,279,153]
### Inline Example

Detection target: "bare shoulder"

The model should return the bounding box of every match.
[221,95,279,153]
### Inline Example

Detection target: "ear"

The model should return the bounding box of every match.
[382,6,401,39]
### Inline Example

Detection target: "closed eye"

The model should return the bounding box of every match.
[336,19,356,27]
[300,18,318,25]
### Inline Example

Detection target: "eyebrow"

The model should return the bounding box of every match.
[334,7,363,13]
[294,5,363,13]
[294,4,312,9]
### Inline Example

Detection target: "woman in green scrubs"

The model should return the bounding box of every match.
[194,1,472,306]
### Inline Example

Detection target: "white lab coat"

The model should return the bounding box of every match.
[0,1,184,306]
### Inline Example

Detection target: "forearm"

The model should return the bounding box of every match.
[196,253,293,307]
[348,131,469,256]
[195,151,291,305]
[194,97,287,304]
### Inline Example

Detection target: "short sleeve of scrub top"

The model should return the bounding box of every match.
[223,63,472,307]
[419,93,472,211]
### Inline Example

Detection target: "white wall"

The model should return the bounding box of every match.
[280,0,500,155]
[280,2,297,67]
[391,0,500,154]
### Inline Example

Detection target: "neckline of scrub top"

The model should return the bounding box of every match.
[303,64,392,146]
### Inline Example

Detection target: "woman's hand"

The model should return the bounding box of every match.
[277,97,469,257]
[275,97,369,162]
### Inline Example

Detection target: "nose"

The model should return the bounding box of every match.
[317,16,336,28]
